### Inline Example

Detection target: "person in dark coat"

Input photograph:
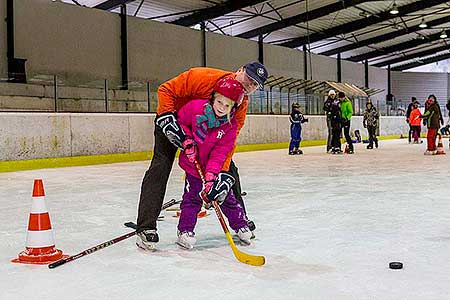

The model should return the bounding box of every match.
[422,94,444,155]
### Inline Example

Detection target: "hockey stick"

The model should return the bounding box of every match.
[48,199,180,269]
[194,160,265,266]
[48,225,136,269]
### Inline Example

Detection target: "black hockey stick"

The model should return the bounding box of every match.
[48,199,180,269]
[48,226,137,269]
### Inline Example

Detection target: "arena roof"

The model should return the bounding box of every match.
[59,0,450,71]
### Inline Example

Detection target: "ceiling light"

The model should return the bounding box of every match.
[419,18,427,28]
[390,2,399,15]
[440,31,447,39]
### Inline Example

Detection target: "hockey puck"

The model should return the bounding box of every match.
[389,262,403,269]
[241,192,247,196]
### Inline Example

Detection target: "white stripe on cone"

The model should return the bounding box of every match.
[30,196,48,213]
[26,229,55,248]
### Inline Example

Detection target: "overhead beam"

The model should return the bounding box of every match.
[94,0,135,11]
[347,32,442,62]
[170,0,266,27]
[392,51,450,71]
[320,14,450,56]
[279,0,449,49]
[237,0,366,39]
[373,44,450,67]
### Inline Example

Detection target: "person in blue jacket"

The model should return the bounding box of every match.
[289,103,308,155]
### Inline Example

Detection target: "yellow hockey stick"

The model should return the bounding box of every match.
[194,160,265,266]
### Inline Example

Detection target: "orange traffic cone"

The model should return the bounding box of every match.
[436,134,446,155]
[12,179,68,264]
[344,144,349,154]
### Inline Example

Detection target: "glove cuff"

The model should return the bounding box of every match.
[205,172,216,182]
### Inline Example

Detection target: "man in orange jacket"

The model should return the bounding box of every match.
[136,62,268,250]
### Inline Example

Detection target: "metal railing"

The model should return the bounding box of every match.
[0,74,413,116]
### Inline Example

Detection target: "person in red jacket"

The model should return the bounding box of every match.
[136,62,268,251]
[408,101,422,144]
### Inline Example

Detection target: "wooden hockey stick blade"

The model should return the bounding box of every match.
[209,201,265,266]
[224,231,265,266]
[194,161,266,266]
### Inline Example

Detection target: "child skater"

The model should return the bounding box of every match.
[175,78,252,249]
[408,100,422,143]
[363,100,379,149]
[289,103,308,155]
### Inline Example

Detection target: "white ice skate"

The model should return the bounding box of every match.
[136,229,158,251]
[176,231,196,250]
[236,227,252,246]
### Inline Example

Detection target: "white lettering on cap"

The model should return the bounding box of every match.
[257,68,265,76]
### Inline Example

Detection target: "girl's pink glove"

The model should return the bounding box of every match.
[204,172,216,193]
[182,138,197,163]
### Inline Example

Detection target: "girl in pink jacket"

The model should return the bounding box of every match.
[175,78,251,249]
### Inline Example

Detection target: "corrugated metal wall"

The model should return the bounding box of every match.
[392,71,448,104]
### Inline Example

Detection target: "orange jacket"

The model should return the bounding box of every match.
[157,67,249,171]
[409,108,421,126]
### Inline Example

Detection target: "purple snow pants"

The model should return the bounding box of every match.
[177,173,248,233]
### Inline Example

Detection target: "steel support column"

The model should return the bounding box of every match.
[303,45,308,80]
[6,0,26,82]
[364,60,369,88]
[201,22,207,67]
[6,0,14,63]
[258,35,264,64]
[387,65,391,96]
[337,53,342,83]
[120,5,128,89]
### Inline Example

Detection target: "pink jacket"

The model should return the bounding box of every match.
[177,99,237,178]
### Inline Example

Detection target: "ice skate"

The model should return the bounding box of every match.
[247,220,256,239]
[374,140,378,148]
[331,148,341,154]
[367,144,373,149]
[289,147,297,155]
[424,150,436,155]
[236,227,252,246]
[176,231,196,250]
[295,149,303,155]
[136,229,159,251]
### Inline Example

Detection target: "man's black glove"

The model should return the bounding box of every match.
[155,112,186,149]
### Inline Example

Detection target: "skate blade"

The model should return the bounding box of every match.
[233,235,251,246]
[135,241,157,252]
[176,241,193,250]
[239,239,251,246]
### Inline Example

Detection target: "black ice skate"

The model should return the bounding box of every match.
[247,220,256,239]
[136,229,159,251]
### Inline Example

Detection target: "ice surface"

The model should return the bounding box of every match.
[1,139,450,300]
